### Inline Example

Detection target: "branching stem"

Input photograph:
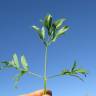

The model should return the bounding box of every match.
[28,71,42,79]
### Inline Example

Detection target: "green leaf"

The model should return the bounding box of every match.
[12,53,19,69]
[15,70,27,82]
[1,54,20,70]
[53,18,66,29]
[21,55,29,71]
[1,61,9,66]
[51,24,56,37]
[71,75,84,81]
[71,61,77,71]
[75,69,87,75]
[56,26,69,36]
[0,61,10,69]
[60,68,71,75]
[32,25,41,33]
[44,14,52,29]
[32,25,45,40]
[0,60,19,70]
[59,61,87,81]
[40,27,45,40]
[9,60,16,67]
[52,26,69,42]
[14,70,27,88]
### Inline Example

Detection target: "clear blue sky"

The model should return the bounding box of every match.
[0,0,96,96]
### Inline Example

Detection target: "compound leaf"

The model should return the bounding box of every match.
[59,62,87,81]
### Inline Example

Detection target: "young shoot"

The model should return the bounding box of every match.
[0,14,88,95]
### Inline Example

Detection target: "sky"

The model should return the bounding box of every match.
[0,0,96,96]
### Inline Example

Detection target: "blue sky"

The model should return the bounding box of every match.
[0,0,96,96]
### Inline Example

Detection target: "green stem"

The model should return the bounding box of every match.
[44,46,48,94]
[28,71,42,79]
[48,74,61,79]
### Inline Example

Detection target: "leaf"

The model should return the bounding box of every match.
[0,54,19,70]
[75,69,88,75]
[53,18,66,29]
[0,61,10,70]
[50,24,56,37]
[71,61,77,71]
[32,25,41,33]
[52,26,69,42]
[56,26,69,37]
[14,70,27,88]
[60,68,71,75]
[14,55,29,87]
[1,61,9,66]
[32,25,45,40]
[15,70,27,82]
[12,53,19,69]
[40,27,45,40]
[71,75,84,81]
[21,55,29,71]
[59,61,87,82]
[1,61,16,69]
[44,14,52,29]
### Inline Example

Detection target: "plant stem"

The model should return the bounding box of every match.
[44,46,48,94]
[48,74,61,79]
[28,71,42,79]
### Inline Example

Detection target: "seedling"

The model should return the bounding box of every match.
[0,14,87,95]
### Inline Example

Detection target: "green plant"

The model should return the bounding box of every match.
[0,14,87,95]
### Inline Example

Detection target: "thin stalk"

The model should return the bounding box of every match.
[48,74,61,79]
[28,71,42,79]
[44,46,48,94]
[17,68,42,79]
